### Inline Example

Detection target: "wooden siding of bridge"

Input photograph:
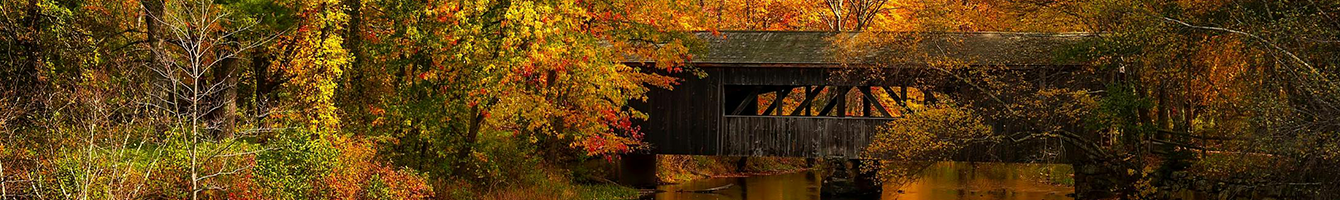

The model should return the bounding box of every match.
[721,116,891,158]
[636,68,722,155]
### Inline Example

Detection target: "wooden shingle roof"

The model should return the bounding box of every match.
[662,31,1091,66]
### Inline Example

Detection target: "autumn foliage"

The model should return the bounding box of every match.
[3,0,1339,199]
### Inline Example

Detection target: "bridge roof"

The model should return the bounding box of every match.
[640,31,1092,67]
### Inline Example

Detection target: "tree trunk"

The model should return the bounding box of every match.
[342,0,362,67]
[25,0,43,70]
[207,37,238,139]
[456,107,486,176]
[250,54,274,122]
[142,0,163,63]
[337,0,367,128]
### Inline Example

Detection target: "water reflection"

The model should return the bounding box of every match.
[886,162,1073,200]
[651,162,1073,200]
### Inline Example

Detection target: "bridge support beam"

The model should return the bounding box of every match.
[821,159,882,197]
[1072,162,1118,199]
[1065,127,1114,199]
[619,153,658,188]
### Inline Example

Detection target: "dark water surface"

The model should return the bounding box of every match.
[652,162,1074,200]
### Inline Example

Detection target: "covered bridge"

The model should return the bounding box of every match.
[627,31,1091,160]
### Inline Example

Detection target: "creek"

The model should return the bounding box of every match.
[649,161,1074,200]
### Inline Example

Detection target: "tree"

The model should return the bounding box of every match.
[331,0,701,181]
[1,0,168,198]
[1072,0,1340,197]
[851,0,1340,198]
[143,0,275,198]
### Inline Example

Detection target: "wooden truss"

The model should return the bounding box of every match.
[726,85,936,118]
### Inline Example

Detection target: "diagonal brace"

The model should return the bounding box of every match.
[859,87,894,117]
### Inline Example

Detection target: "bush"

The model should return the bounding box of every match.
[251,129,433,199]
[253,130,339,200]
[325,136,433,199]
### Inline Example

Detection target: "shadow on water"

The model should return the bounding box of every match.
[649,161,1073,200]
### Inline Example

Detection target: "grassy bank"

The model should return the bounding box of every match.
[435,160,639,200]
[657,155,811,184]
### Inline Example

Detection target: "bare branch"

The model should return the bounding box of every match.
[193,164,251,182]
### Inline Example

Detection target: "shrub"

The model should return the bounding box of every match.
[254,130,339,200]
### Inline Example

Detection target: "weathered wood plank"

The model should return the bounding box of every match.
[634,68,722,155]
[719,116,890,158]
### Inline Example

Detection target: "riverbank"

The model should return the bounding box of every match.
[656,155,812,184]
[431,157,643,200]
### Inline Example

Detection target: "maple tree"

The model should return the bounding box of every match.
[321,0,710,185]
